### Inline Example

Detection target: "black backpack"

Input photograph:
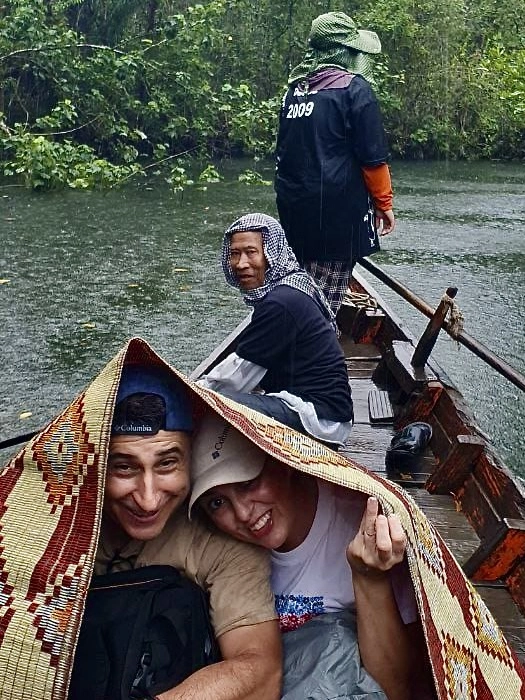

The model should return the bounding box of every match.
[69,565,220,700]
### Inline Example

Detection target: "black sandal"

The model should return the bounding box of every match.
[385,422,433,474]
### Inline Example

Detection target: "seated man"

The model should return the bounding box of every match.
[95,363,282,700]
[198,212,354,447]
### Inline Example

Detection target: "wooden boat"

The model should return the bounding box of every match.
[191,257,525,663]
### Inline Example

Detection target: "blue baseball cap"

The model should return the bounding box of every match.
[112,364,193,435]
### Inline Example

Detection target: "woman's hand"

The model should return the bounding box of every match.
[346,496,407,577]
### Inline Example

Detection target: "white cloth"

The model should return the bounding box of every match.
[198,356,352,446]
[270,390,352,445]
[271,480,418,632]
[197,352,267,393]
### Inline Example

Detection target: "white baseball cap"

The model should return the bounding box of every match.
[189,412,266,516]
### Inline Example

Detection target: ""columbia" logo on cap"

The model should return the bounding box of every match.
[212,425,230,459]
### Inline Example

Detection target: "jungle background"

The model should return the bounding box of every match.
[1,0,524,190]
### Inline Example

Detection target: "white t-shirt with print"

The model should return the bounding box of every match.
[271,479,418,632]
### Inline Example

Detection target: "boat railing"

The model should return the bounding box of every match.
[358,257,525,393]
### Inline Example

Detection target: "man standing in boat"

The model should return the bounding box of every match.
[92,363,282,699]
[197,212,354,448]
[275,12,395,316]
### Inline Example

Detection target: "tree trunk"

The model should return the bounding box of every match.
[146,0,158,35]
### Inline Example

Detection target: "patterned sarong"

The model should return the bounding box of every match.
[303,259,354,314]
[0,337,524,699]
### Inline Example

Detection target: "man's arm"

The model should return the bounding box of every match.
[361,163,396,236]
[375,207,395,236]
[197,352,267,393]
[158,620,282,700]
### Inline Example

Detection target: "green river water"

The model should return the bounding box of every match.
[0,159,523,475]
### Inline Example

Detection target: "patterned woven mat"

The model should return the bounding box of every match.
[1,337,524,699]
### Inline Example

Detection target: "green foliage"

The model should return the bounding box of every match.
[198,164,222,183]
[238,169,271,186]
[166,165,193,194]
[0,0,523,191]
[474,45,525,158]
[0,116,139,189]
[220,84,279,157]
[360,0,525,159]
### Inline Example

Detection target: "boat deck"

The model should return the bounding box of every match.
[339,340,525,662]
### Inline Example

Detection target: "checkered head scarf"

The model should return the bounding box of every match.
[222,213,336,329]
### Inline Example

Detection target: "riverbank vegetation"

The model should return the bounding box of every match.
[1,0,524,189]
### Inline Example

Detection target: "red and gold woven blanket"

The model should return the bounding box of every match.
[1,338,523,699]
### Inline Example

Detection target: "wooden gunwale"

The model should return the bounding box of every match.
[359,257,525,393]
[349,270,525,616]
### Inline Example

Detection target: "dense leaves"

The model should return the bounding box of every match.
[0,0,523,189]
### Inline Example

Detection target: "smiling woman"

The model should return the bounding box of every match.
[189,411,429,700]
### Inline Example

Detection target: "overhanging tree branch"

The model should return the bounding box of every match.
[0,44,126,63]
[31,116,102,137]
[110,147,199,188]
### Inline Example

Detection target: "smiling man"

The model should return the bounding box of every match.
[197,213,354,448]
[95,363,282,700]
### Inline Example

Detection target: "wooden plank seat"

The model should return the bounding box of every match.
[337,302,386,343]
[463,518,525,580]
[426,434,486,494]
[465,520,525,620]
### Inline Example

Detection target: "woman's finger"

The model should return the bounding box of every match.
[360,496,379,539]
[375,515,393,561]
[388,514,407,557]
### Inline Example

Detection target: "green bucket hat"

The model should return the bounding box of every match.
[288,12,381,84]
[309,12,381,54]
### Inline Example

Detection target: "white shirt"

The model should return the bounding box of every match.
[271,480,418,632]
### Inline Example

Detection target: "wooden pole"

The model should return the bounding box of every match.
[0,430,38,451]
[411,288,458,367]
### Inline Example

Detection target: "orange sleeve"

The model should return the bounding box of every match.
[362,163,393,211]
